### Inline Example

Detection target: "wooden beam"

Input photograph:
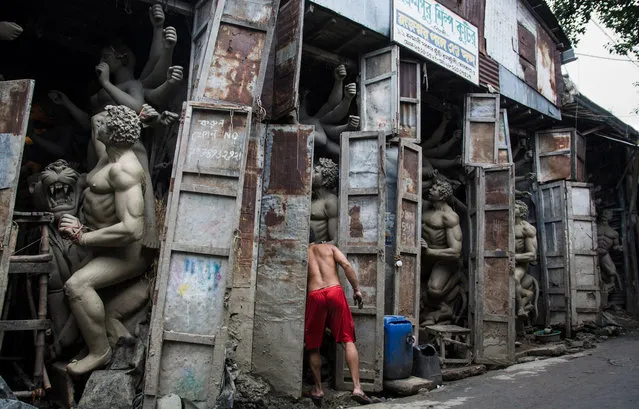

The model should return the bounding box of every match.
[302,44,357,70]
[136,0,193,16]
[581,125,606,136]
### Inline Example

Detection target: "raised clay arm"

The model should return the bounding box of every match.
[144,66,183,108]
[324,116,359,141]
[140,4,166,81]
[319,83,356,124]
[141,27,177,89]
[422,130,461,157]
[429,156,460,169]
[314,65,346,119]
[421,115,450,149]
[49,91,90,131]
[96,63,145,112]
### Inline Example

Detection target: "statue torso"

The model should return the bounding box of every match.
[422,207,453,249]
[597,223,618,250]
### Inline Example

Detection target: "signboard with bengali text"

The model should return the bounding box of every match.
[392,0,479,85]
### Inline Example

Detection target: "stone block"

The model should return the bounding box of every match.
[78,370,137,409]
[441,365,486,381]
[383,376,435,396]
[525,344,567,357]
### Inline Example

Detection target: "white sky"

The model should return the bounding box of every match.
[562,19,639,133]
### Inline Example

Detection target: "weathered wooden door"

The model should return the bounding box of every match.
[566,182,600,326]
[0,80,34,314]
[143,102,252,408]
[188,0,222,98]
[467,165,515,364]
[497,109,513,164]
[536,181,571,335]
[393,140,422,334]
[398,58,421,143]
[360,46,399,136]
[535,128,584,183]
[336,131,386,392]
[193,0,280,105]
[251,124,313,397]
[463,94,504,166]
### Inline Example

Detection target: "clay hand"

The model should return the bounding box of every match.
[167,65,183,85]
[348,115,360,130]
[443,109,453,121]
[452,129,462,141]
[420,238,429,249]
[334,64,347,80]
[525,150,534,160]
[0,22,23,41]
[58,214,85,244]
[159,111,179,127]
[48,90,69,106]
[139,104,160,127]
[518,139,528,149]
[163,26,177,49]
[344,83,357,98]
[149,4,165,28]
[526,172,536,181]
[353,290,363,309]
[95,62,111,85]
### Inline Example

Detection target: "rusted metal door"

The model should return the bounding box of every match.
[565,183,600,326]
[0,80,34,314]
[188,0,222,98]
[251,124,313,397]
[463,93,503,166]
[143,102,252,408]
[193,0,280,106]
[360,46,399,136]
[467,165,516,364]
[393,140,422,334]
[398,58,421,143]
[336,131,386,392]
[536,181,571,335]
[535,128,584,183]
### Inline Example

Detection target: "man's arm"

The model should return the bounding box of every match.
[80,163,145,247]
[332,246,358,290]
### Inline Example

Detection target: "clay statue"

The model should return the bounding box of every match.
[597,209,623,308]
[300,64,360,157]
[310,158,339,243]
[58,105,153,375]
[0,20,22,40]
[420,179,464,326]
[514,200,538,318]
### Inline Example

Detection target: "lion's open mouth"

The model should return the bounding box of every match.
[47,182,74,209]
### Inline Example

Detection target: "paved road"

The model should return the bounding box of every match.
[351,334,639,409]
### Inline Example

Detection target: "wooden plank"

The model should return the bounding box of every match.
[251,124,313,397]
[336,131,386,392]
[463,93,501,167]
[0,80,34,318]
[360,46,400,136]
[143,103,251,408]
[393,140,422,335]
[396,58,421,142]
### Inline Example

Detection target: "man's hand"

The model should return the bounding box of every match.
[48,90,69,106]
[334,64,347,80]
[167,65,183,85]
[163,27,177,49]
[0,21,23,41]
[95,62,111,86]
[58,214,86,244]
[353,289,363,309]
[149,4,165,28]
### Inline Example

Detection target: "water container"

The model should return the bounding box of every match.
[383,315,415,380]
[412,344,443,386]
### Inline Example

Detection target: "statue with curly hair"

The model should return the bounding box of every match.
[420,179,464,326]
[310,158,339,243]
[514,200,538,318]
[57,105,153,376]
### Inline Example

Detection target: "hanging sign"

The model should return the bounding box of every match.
[392,0,479,85]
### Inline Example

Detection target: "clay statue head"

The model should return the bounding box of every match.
[100,43,136,72]
[600,209,613,223]
[92,105,141,148]
[515,200,529,219]
[427,179,453,202]
[29,160,83,220]
[312,157,338,190]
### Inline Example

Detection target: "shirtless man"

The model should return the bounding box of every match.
[310,158,339,243]
[305,234,371,405]
[514,200,538,317]
[58,105,151,376]
[421,180,463,325]
[597,209,623,307]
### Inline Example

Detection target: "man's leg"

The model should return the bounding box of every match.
[344,342,364,396]
[308,348,323,398]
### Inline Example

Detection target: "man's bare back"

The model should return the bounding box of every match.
[307,243,362,306]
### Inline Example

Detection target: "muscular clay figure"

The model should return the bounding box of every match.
[58,105,152,375]
[514,200,538,317]
[310,158,339,243]
[597,209,623,307]
[421,180,463,325]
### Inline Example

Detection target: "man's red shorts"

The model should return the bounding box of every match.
[304,285,356,350]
